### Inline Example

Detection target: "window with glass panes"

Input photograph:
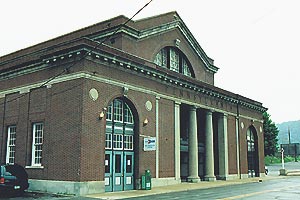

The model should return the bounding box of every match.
[6,126,16,164]
[154,47,194,77]
[32,123,44,166]
[113,100,123,122]
[124,135,133,150]
[247,130,255,152]
[105,99,134,150]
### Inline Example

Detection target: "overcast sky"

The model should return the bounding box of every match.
[1,0,299,124]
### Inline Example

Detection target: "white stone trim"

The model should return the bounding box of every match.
[0,72,260,120]
[226,174,240,180]
[155,96,160,179]
[28,179,105,196]
[174,102,181,180]
[151,177,181,188]
[240,174,249,179]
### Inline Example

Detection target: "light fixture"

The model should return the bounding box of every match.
[99,107,107,120]
[99,111,105,119]
[143,118,149,126]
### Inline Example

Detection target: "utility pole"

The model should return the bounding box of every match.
[288,127,291,144]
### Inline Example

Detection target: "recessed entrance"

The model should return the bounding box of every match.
[104,98,136,192]
[247,126,259,177]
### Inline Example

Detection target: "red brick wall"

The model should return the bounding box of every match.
[158,98,175,178]
[227,115,237,175]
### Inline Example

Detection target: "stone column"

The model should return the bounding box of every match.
[187,106,200,182]
[174,102,181,180]
[218,113,229,180]
[204,110,216,181]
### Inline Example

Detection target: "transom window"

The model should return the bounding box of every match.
[154,47,194,77]
[105,98,134,150]
[247,130,256,152]
[32,122,44,166]
[6,126,16,164]
[106,99,134,124]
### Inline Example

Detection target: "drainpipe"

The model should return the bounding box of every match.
[236,95,241,179]
[1,96,7,163]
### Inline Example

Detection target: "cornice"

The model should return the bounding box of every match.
[45,48,266,113]
[89,21,218,73]
[0,44,267,113]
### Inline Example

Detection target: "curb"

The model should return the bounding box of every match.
[84,176,284,199]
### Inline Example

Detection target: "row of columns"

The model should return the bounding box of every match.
[186,106,228,182]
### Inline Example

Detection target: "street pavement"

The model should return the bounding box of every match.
[84,176,286,199]
[2,162,300,199]
[85,161,300,199]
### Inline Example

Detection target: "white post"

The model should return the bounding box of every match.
[156,97,160,179]
[281,148,285,169]
[174,101,181,180]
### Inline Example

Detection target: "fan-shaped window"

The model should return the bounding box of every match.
[106,99,134,124]
[154,47,194,77]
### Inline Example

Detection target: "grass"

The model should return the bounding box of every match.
[265,155,300,166]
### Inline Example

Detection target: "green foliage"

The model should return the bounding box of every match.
[263,112,279,156]
[265,155,300,165]
[265,155,281,165]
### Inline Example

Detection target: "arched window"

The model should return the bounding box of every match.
[106,99,134,124]
[247,127,259,177]
[105,98,136,192]
[154,47,194,77]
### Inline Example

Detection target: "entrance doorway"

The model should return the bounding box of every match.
[104,98,136,192]
[247,126,259,177]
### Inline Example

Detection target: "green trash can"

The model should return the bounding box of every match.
[141,169,151,190]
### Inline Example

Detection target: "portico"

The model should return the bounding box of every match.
[179,104,229,182]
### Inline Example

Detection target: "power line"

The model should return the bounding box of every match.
[0,0,153,106]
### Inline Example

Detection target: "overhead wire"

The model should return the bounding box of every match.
[0,0,153,106]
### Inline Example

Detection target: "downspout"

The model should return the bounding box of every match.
[25,91,32,166]
[236,95,241,179]
[1,96,7,163]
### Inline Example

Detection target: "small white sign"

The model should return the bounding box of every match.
[144,137,156,151]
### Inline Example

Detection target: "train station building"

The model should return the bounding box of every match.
[0,12,267,195]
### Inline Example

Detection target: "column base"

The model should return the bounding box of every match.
[204,175,216,181]
[187,176,201,183]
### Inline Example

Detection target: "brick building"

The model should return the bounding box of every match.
[0,12,267,195]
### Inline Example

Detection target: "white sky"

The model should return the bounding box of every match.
[1,0,299,124]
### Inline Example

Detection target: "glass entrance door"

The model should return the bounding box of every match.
[104,98,135,192]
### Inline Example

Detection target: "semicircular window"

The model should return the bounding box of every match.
[154,47,194,77]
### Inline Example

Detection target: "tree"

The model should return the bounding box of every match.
[263,112,279,156]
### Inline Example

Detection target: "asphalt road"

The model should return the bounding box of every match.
[127,176,300,200]
[1,162,300,200]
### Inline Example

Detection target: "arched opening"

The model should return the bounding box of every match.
[104,97,138,192]
[154,47,195,78]
[247,126,259,177]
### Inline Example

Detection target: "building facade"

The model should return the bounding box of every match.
[0,12,267,195]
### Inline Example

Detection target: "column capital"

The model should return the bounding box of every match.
[206,109,213,116]
[189,105,198,112]
[175,101,181,105]
[218,112,228,118]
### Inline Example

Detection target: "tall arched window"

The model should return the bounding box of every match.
[247,127,259,177]
[105,98,135,192]
[154,47,194,77]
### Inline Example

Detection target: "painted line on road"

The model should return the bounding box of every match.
[217,184,300,200]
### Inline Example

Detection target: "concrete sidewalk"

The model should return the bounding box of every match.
[84,176,284,199]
